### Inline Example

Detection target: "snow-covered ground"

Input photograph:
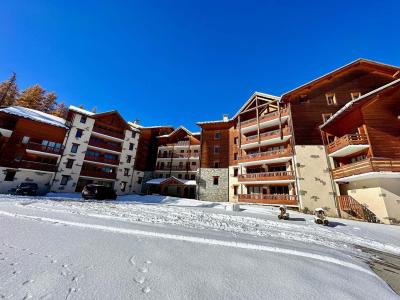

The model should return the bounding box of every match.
[0,193,399,299]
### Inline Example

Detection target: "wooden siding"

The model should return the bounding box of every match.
[200,126,231,168]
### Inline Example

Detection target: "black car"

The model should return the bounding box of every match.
[81,184,117,200]
[15,183,39,196]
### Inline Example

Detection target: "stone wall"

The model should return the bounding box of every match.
[198,168,229,202]
[0,168,53,195]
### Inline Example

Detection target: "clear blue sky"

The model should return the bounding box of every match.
[1,1,400,131]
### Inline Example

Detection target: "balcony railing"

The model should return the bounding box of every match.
[26,142,64,155]
[88,139,122,152]
[157,153,200,159]
[240,108,289,128]
[156,165,198,171]
[238,148,292,163]
[80,169,117,179]
[85,155,119,166]
[327,134,369,154]
[238,194,298,205]
[337,195,378,222]
[0,159,58,172]
[238,171,294,182]
[242,127,290,145]
[332,158,400,179]
[92,126,125,140]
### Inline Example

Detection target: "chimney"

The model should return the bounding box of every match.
[223,114,229,122]
[133,118,139,125]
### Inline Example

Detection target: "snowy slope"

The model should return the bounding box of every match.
[0,194,399,299]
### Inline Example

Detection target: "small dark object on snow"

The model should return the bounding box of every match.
[278,205,289,220]
[314,208,329,225]
[15,183,38,196]
[82,184,117,200]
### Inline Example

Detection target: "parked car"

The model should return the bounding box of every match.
[15,183,39,196]
[81,184,117,200]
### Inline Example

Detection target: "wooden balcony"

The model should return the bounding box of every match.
[92,126,125,140]
[238,171,295,182]
[0,159,57,172]
[80,169,117,180]
[84,155,119,166]
[26,142,64,155]
[238,194,298,205]
[156,165,198,171]
[238,148,292,164]
[157,153,200,159]
[240,108,289,129]
[88,139,122,152]
[242,127,290,145]
[327,134,369,157]
[332,158,400,180]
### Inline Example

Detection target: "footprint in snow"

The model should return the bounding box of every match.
[129,256,135,265]
[142,287,151,294]
[134,276,146,284]
[22,280,34,286]
[23,294,33,300]
[145,260,152,264]
[138,267,148,273]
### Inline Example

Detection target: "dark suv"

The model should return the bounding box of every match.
[82,184,117,200]
[15,183,39,196]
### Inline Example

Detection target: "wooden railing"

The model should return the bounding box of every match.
[238,194,298,205]
[337,195,378,222]
[84,155,119,166]
[80,169,117,179]
[26,142,64,155]
[156,165,198,171]
[332,158,400,179]
[158,153,200,158]
[242,127,290,145]
[92,126,125,140]
[88,139,122,152]
[238,171,294,182]
[327,134,369,154]
[0,159,58,172]
[238,148,292,163]
[240,108,288,128]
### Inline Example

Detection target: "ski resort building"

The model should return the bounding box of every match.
[0,106,68,195]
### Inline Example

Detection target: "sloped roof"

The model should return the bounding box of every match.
[146,176,196,186]
[0,106,68,128]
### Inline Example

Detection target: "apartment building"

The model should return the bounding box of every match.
[51,106,141,195]
[197,59,400,220]
[320,79,400,223]
[145,126,200,198]
[0,106,68,195]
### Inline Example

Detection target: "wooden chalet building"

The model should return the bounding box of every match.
[320,79,400,224]
[0,106,68,194]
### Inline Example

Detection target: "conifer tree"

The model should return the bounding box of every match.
[0,73,18,107]
[17,84,58,112]
[51,101,68,118]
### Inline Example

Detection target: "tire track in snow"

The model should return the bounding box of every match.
[0,210,377,278]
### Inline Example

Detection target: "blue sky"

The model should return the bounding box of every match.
[1,1,400,131]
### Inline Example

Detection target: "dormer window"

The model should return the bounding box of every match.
[325,93,336,105]
[351,92,361,100]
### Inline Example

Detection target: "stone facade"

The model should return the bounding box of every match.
[198,168,229,202]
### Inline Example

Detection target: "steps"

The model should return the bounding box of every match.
[337,195,379,223]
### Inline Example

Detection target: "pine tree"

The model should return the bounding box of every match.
[91,106,97,113]
[17,84,58,112]
[0,73,18,107]
[51,101,68,118]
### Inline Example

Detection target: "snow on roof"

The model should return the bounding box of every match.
[320,78,400,128]
[146,177,197,186]
[68,105,95,116]
[0,106,67,128]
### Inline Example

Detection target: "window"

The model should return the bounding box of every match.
[129,143,134,151]
[178,174,182,179]
[66,159,74,169]
[132,131,137,138]
[127,155,132,163]
[213,176,219,185]
[351,92,361,100]
[234,137,238,145]
[190,174,195,180]
[80,115,87,124]
[75,129,83,138]
[124,168,130,176]
[60,175,70,186]
[71,144,79,153]
[194,149,199,153]
[4,170,16,181]
[233,186,238,196]
[322,113,332,123]
[14,155,22,162]
[270,185,289,194]
[234,153,238,160]
[137,177,143,184]
[184,174,189,179]
[120,181,127,192]
[214,146,220,154]
[233,168,238,177]
[325,93,336,105]
[180,150,184,153]
[214,161,220,168]
[22,136,30,144]
[159,174,164,178]
[350,154,367,163]
[215,132,221,139]
[299,94,309,103]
